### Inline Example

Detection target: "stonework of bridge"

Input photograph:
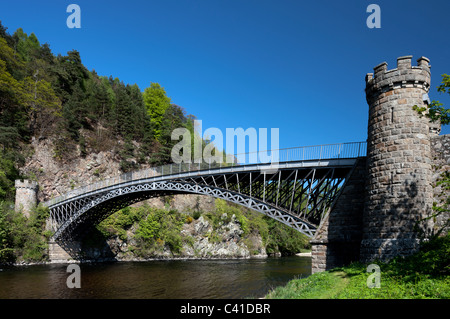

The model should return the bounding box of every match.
[15,55,449,271]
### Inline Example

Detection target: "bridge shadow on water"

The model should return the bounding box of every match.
[56,227,118,262]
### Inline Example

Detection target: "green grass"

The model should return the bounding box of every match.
[266,271,349,299]
[266,234,450,299]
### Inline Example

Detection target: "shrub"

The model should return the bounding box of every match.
[0,202,51,263]
[192,210,202,220]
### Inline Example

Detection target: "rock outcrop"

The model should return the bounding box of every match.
[79,214,267,261]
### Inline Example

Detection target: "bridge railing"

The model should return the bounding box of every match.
[44,141,366,207]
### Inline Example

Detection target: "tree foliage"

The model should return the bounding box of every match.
[413,73,450,125]
[143,82,171,140]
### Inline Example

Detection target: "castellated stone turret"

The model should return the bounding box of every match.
[361,56,439,262]
[15,179,38,218]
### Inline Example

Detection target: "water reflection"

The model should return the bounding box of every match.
[0,256,311,299]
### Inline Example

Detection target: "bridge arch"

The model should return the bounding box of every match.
[50,180,317,242]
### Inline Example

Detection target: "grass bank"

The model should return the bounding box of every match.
[266,234,450,299]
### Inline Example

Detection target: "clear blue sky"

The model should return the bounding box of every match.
[0,0,449,150]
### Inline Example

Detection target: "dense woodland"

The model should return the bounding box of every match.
[0,21,205,202]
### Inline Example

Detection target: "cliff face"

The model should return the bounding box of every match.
[21,136,126,202]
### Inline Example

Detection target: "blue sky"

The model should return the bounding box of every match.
[0,0,449,150]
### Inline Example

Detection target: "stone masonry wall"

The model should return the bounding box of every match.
[310,158,366,273]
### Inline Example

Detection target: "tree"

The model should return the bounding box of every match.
[0,203,14,262]
[0,58,29,139]
[0,126,19,150]
[21,74,61,137]
[0,150,21,201]
[126,83,147,141]
[12,28,41,62]
[0,20,13,46]
[151,104,187,165]
[50,51,92,141]
[114,82,133,137]
[64,85,86,140]
[413,74,450,125]
[51,50,89,104]
[0,37,23,75]
[143,82,171,140]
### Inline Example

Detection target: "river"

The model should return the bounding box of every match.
[0,256,311,299]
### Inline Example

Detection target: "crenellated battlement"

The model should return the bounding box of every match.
[365,56,431,96]
[15,179,38,190]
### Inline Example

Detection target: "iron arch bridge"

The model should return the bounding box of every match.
[45,142,367,242]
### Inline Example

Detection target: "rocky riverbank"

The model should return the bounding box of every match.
[79,213,268,262]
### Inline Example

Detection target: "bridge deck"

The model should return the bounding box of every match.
[45,157,360,209]
[45,141,367,208]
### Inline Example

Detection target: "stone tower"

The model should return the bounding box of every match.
[15,179,38,218]
[361,56,438,262]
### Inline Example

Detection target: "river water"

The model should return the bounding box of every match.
[0,256,311,299]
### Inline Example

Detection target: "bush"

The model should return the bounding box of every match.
[264,217,310,255]
[96,205,147,240]
[0,202,51,263]
[133,208,185,255]
[192,210,202,220]
[386,234,450,277]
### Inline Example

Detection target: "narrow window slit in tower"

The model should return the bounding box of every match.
[391,107,394,124]
[390,171,394,195]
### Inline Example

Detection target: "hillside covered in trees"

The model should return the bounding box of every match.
[0,21,201,203]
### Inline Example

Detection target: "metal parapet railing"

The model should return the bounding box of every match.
[44,141,367,207]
